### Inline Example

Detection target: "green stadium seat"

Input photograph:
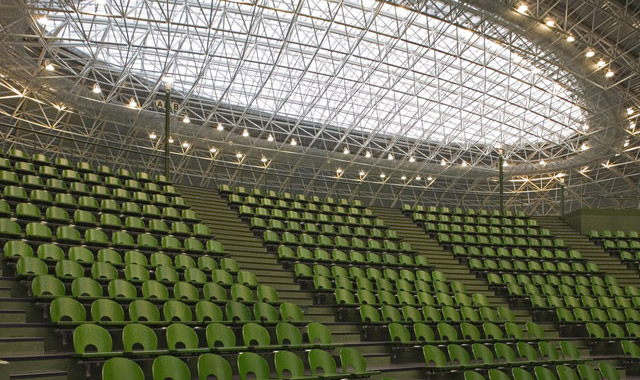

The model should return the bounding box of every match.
[102,357,144,380]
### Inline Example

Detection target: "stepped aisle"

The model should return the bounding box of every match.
[535,216,640,287]
[178,185,425,379]
[0,261,74,380]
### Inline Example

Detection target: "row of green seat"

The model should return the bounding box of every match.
[5,206,211,236]
[220,184,367,209]
[50,297,304,326]
[589,230,640,240]
[264,229,412,252]
[231,194,370,215]
[415,213,537,227]
[0,149,170,184]
[32,275,277,305]
[469,258,598,275]
[439,233,566,249]
[2,185,188,208]
[102,348,377,380]
[488,273,624,291]
[280,246,427,268]
[557,307,640,324]
[426,222,549,237]
[454,245,582,262]
[509,287,639,309]
[0,170,179,195]
[2,222,223,254]
[359,303,514,325]
[402,203,528,218]
[73,321,336,358]
[466,364,618,380]
[240,206,387,228]
[0,199,199,222]
[586,321,640,340]
[389,321,549,346]
[335,288,490,308]
[251,216,399,239]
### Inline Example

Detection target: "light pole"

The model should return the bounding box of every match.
[498,155,504,214]
[162,76,174,179]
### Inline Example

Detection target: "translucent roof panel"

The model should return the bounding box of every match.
[39,0,585,147]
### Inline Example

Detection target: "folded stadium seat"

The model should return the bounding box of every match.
[31,275,65,299]
[152,355,191,380]
[98,214,121,230]
[49,297,86,324]
[89,300,127,325]
[112,231,135,248]
[55,259,85,279]
[108,279,137,299]
[68,246,94,264]
[124,264,150,282]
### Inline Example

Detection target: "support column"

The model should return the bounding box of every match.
[164,87,171,178]
[499,155,504,214]
[560,182,565,216]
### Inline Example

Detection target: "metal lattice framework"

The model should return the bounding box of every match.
[0,0,639,214]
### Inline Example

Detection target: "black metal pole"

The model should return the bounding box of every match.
[560,183,565,216]
[164,88,171,178]
[499,155,504,214]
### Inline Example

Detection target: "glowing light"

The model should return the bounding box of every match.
[336,168,343,174]
[267,134,274,142]
[128,98,138,108]
[627,108,634,115]
[440,159,447,166]
[359,170,366,177]
[539,159,546,166]
[168,138,174,143]
[580,142,589,151]
[596,60,606,68]
[415,175,422,180]
[162,76,175,90]
[261,157,268,163]
[409,156,415,163]
[427,176,433,181]
[149,132,157,139]
[582,124,589,131]
[585,50,595,58]
[92,84,102,94]
[461,161,468,167]
[183,114,190,124]
[516,4,528,13]
[209,147,217,153]
[44,61,54,71]
[242,129,249,137]
[343,147,350,155]
[236,152,243,158]
[503,161,509,167]
[53,103,66,111]
[379,173,386,178]
[217,123,224,131]
[387,153,394,160]
[290,138,297,146]
[605,70,614,78]
[37,15,49,28]
[624,140,630,147]
[566,35,575,42]
[630,122,636,131]
[182,142,190,148]
[545,20,555,27]
[365,151,372,158]
[401,175,407,180]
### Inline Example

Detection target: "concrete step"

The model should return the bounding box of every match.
[0,337,45,355]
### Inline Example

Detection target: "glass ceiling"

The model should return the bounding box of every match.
[38,0,585,147]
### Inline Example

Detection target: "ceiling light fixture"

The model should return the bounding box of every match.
[168,137,174,143]
[387,153,394,160]
[440,159,447,166]
[209,147,217,153]
[182,142,190,148]
[427,176,433,181]
[149,132,157,139]
[605,70,615,78]
[545,20,555,27]
[182,114,190,124]
[539,159,546,166]
[92,83,102,94]
[516,4,528,13]
[343,147,349,154]
[596,60,606,68]
[580,142,589,151]
[379,173,386,179]
[128,98,138,108]
[582,124,589,131]
[44,61,54,71]
[217,123,224,131]
[290,138,297,146]
[630,122,636,131]
[261,157,268,163]
[461,161,468,167]
[365,151,372,158]
[624,140,630,147]
[162,76,175,90]
[627,108,634,115]
[242,129,249,137]
[401,175,407,180]
[409,156,415,163]
[566,35,575,42]
[585,50,595,58]
[359,170,366,177]
[415,175,422,180]
[236,152,243,158]
[503,161,509,167]
[336,168,343,175]
[267,134,274,142]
